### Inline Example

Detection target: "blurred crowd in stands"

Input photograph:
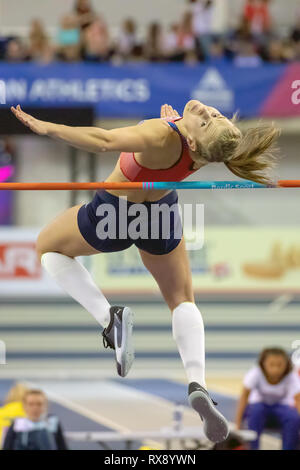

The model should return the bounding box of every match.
[1,0,300,66]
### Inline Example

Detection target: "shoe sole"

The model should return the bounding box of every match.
[115,307,135,377]
[188,390,229,443]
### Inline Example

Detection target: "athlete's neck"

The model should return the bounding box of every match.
[174,117,188,140]
[174,116,206,171]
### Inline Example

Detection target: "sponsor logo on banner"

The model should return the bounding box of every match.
[261,63,300,117]
[291,80,300,105]
[191,68,234,112]
[0,243,41,279]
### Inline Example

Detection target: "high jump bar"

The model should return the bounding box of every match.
[0,180,299,190]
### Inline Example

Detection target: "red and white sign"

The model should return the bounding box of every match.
[0,228,66,297]
[0,243,41,279]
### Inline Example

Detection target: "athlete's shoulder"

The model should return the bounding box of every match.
[136,118,173,140]
[139,117,169,126]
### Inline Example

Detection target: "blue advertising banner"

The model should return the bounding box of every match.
[0,62,287,119]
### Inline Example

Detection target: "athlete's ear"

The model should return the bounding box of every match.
[186,135,197,153]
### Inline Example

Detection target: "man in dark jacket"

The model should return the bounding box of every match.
[3,389,68,450]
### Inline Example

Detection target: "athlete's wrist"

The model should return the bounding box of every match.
[46,122,62,137]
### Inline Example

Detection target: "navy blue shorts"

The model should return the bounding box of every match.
[77,190,183,255]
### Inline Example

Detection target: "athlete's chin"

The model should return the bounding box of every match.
[184,100,204,114]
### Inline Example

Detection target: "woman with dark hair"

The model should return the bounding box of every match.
[235,347,300,450]
[74,0,96,30]
[243,0,271,38]
[144,23,164,62]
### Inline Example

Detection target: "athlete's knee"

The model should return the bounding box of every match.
[168,293,195,312]
[36,229,60,261]
[36,230,48,260]
[167,280,194,310]
[165,282,194,310]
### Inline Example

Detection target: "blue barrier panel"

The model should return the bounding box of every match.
[0,62,286,118]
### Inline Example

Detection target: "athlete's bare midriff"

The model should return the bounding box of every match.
[104,118,183,203]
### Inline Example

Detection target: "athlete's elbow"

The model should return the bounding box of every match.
[97,130,112,153]
[99,131,119,152]
[98,144,109,153]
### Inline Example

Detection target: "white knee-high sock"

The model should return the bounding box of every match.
[41,252,111,328]
[172,301,206,388]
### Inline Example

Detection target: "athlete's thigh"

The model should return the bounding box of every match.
[138,238,194,310]
[36,205,100,258]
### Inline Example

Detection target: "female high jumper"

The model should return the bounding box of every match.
[11,100,280,443]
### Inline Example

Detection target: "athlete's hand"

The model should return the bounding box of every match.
[11,105,50,135]
[160,104,180,119]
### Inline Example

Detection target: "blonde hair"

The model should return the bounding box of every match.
[4,383,29,404]
[196,117,281,185]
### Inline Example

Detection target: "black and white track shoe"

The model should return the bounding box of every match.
[188,382,229,443]
[102,306,134,377]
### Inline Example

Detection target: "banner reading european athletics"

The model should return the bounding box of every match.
[0,62,290,119]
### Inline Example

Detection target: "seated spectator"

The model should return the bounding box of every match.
[187,0,215,59]
[129,45,147,62]
[36,44,57,64]
[57,14,82,62]
[144,22,164,62]
[243,0,271,39]
[0,383,27,448]
[115,18,139,60]
[177,12,197,59]
[234,40,263,66]
[161,23,185,62]
[280,39,297,62]
[4,38,27,62]
[74,0,97,30]
[265,38,287,63]
[184,49,199,65]
[235,347,300,450]
[2,389,68,450]
[292,40,300,61]
[28,19,48,57]
[188,0,214,34]
[234,16,253,42]
[81,16,111,62]
[290,14,300,44]
[27,19,56,63]
[226,16,253,61]
[208,39,226,63]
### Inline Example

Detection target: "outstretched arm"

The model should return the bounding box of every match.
[11,105,166,153]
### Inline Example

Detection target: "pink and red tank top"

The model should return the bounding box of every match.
[119,117,197,182]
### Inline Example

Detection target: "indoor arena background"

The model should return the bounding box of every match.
[0,0,300,450]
